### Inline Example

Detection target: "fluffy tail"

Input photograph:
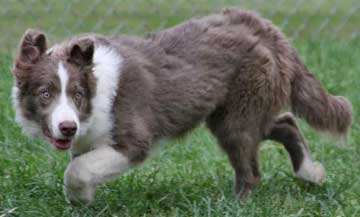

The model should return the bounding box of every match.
[291,60,353,138]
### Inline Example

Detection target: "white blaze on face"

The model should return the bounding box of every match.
[50,62,79,139]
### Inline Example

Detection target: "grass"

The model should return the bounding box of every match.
[1,0,360,51]
[0,1,360,216]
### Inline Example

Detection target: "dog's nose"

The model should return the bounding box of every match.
[59,121,77,137]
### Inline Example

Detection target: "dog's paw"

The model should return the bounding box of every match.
[235,175,261,200]
[296,160,326,185]
[64,161,95,204]
[64,182,95,205]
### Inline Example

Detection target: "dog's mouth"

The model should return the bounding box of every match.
[43,129,73,150]
[50,138,72,150]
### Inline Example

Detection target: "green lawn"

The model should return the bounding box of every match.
[0,1,360,216]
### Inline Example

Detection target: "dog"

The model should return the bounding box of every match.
[12,8,353,203]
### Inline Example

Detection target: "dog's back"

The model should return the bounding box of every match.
[145,8,352,138]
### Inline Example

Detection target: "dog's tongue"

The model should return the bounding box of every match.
[51,138,71,150]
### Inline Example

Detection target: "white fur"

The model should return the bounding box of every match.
[73,46,123,155]
[64,146,130,203]
[50,62,79,139]
[295,147,326,185]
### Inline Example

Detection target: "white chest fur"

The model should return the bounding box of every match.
[72,46,124,155]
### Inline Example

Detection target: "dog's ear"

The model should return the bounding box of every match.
[18,29,47,63]
[68,38,94,66]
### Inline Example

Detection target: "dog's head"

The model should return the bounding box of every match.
[12,29,97,150]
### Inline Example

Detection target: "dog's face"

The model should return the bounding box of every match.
[12,29,97,150]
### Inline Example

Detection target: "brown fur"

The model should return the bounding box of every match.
[106,9,352,195]
[13,8,353,199]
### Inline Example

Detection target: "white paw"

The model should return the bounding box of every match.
[64,160,96,204]
[64,183,95,204]
[296,159,326,185]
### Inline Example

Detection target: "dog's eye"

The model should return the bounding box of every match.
[40,90,51,99]
[74,92,83,101]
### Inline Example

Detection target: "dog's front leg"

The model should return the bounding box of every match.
[64,145,130,204]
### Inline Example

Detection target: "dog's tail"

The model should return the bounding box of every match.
[290,55,353,139]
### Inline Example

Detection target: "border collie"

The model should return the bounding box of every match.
[12,9,353,203]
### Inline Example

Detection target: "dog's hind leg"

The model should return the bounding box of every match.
[219,133,261,198]
[266,112,326,184]
[207,111,261,198]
